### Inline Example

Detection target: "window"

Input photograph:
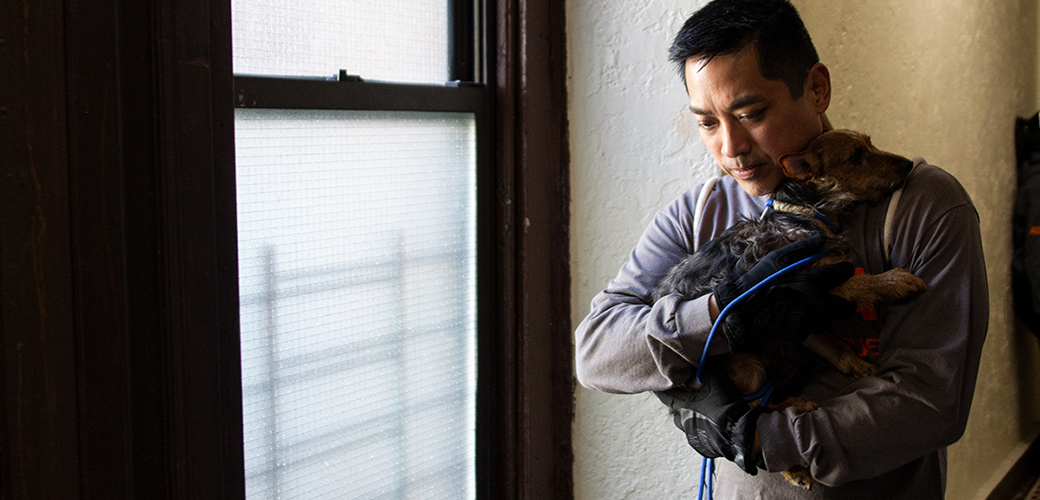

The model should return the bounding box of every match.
[232,1,488,498]
[2,0,569,497]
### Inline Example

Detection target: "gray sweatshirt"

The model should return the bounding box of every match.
[574,161,989,499]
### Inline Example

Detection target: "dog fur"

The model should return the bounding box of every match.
[655,129,927,489]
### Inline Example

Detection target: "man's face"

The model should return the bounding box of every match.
[685,45,828,196]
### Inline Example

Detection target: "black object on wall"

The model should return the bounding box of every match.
[1013,112,1040,336]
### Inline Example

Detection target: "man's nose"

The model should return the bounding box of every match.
[720,122,751,158]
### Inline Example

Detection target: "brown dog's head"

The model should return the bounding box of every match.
[777,129,915,205]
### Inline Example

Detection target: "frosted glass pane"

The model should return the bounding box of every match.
[235,109,476,500]
[232,0,449,83]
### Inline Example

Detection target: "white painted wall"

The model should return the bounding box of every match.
[568,1,715,498]
[567,1,1040,499]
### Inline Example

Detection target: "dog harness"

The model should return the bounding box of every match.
[761,199,839,234]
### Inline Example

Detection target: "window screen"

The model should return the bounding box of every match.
[231,0,449,83]
[235,109,477,499]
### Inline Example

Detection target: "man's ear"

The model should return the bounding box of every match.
[778,152,814,181]
[805,63,831,114]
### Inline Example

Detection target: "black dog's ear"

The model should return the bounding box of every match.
[778,152,814,181]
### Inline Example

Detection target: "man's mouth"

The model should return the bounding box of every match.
[729,163,761,180]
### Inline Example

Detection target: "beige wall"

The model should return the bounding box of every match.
[568,1,1040,499]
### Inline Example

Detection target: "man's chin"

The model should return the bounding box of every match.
[740,183,774,197]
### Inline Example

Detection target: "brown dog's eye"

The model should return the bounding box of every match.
[849,147,867,164]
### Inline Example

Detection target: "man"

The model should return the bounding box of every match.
[573,0,989,498]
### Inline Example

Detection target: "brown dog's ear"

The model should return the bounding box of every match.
[778,152,813,181]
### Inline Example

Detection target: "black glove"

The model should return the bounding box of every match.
[712,234,854,349]
[654,363,764,474]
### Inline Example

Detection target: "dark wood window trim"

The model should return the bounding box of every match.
[491,0,573,497]
[1,0,570,497]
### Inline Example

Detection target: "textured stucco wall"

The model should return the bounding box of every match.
[568,1,1040,499]
[568,2,714,497]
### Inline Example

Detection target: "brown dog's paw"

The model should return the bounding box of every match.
[803,332,879,380]
[724,352,767,397]
[782,467,814,489]
[770,396,818,413]
[831,269,926,306]
[877,268,927,299]
[840,354,878,379]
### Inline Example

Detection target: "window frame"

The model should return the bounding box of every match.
[232,38,496,500]
[0,0,571,497]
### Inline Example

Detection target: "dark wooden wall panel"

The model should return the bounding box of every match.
[0,0,81,498]
[65,0,135,495]
[1,0,242,498]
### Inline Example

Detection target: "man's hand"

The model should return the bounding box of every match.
[712,234,854,349]
[654,363,763,474]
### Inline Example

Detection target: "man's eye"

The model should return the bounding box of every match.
[738,110,764,121]
[698,121,718,130]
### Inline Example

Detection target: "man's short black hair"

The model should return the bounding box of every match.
[669,0,819,99]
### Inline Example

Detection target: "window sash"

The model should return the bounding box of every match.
[231,63,494,496]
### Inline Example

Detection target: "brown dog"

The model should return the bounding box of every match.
[655,129,926,489]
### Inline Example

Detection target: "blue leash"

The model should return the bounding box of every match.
[694,247,834,386]
[698,382,775,500]
[694,245,832,500]
[698,457,710,500]
[742,379,777,405]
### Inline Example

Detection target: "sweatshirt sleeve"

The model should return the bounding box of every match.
[758,165,989,486]
[574,188,733,394]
